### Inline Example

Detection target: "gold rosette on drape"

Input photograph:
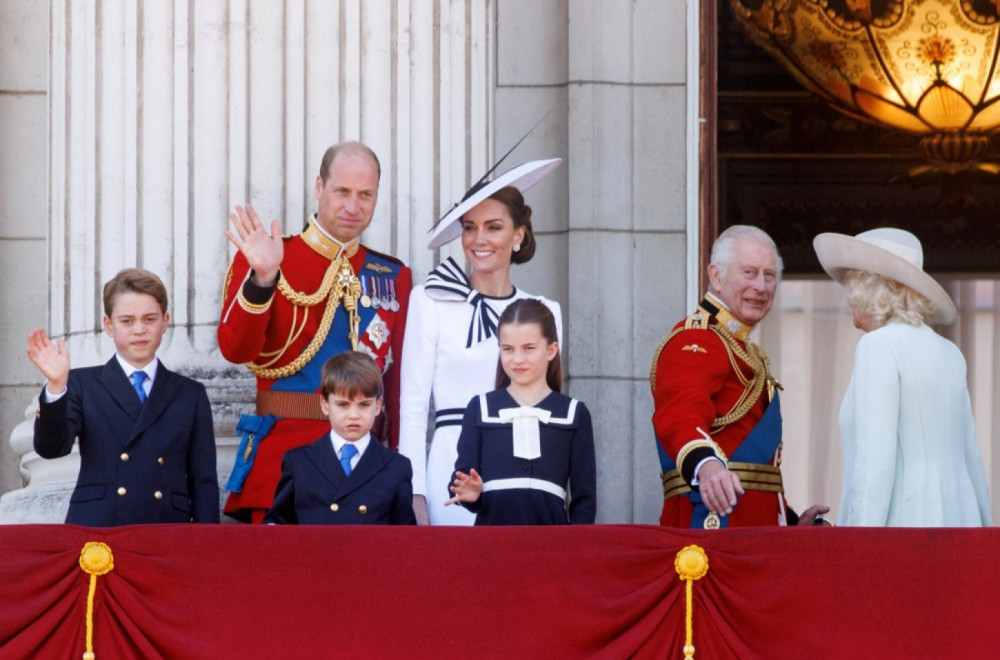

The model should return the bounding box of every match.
[674,545,709,660]
[78,542,115,660]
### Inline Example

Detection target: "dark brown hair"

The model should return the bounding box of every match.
[494,298,561,391]
[103,268,169,318]
[321,351,384,400]
[489,186,536,264]
[319,141,381,183]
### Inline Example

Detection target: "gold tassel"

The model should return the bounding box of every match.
[78,542,115,660]
[674,545,709,660]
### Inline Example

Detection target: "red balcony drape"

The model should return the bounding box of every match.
[1,524,996,659]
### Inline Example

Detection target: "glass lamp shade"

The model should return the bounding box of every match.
[728,0,1000,171]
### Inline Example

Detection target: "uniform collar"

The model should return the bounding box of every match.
[701,292,754,341]
[301,215,361,260]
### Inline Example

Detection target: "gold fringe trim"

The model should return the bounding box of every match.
[79,542,115,660]
[675,545,709,660]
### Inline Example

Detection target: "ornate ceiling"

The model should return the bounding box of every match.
[718,3,1000,275]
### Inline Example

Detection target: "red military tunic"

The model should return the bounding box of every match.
[219,217,411,522]
[650,294,786,527]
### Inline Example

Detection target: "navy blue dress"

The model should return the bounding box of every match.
[453,389,596,525]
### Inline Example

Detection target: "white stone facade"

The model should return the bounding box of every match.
[0,0,693,525]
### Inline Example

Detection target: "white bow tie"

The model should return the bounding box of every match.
[498,406,551,460]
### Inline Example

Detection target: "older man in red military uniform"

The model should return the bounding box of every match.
[650,225,827,528]
[219,141,411,523]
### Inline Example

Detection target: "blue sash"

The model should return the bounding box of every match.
[272,251,401,394]
[656,393,782,528]
[225,414,277,493]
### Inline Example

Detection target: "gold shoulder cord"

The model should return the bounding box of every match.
[221,263,234,302]
[708,326,767,430]
[648,323,778,433]
[245,256,361,380]
[648,328,683,392]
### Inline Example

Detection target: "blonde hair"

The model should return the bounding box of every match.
[843,269,938,329]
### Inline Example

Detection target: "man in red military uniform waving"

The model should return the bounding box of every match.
[219,141,411,523]
[650,225,827,528]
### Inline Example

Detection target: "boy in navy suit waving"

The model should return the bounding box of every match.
[27,268,219,526]
[265,352,416,525]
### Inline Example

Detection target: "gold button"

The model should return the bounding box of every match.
[117,487,127,496]
[120,453,129,462]
[330,503,340,512]
[154,491,163,500]
[157,457,164,465]
[358,505,367,515]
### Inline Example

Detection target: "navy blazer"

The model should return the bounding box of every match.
[264,435,416,525]
[33,357,219,526]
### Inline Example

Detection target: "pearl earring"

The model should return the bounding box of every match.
[513,243,521,253]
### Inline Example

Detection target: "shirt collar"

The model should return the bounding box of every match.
[115,354,159,382]
[329,432,371,460]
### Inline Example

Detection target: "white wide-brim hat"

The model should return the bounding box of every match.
[813,227,956,325]
[427,158,562,249]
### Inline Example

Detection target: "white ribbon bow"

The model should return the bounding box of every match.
[498,406,552,460]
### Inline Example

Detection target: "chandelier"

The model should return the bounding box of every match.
[727,0,1000,173]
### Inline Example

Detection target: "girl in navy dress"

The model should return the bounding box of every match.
[447,299,596,524]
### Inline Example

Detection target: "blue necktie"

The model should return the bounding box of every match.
[131,371,148,404]
[340,443,358,476]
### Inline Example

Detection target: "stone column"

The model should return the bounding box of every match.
[0,0,495,522]
[495,0,692,523]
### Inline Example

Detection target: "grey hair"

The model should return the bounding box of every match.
[842,269,936,329]
[710,225,784,281]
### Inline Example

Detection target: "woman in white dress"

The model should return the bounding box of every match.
[399,159,563,525]
[813,228,992,527]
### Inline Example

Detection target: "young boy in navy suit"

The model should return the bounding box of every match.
[264,352,416,525]
[27,268,219,526]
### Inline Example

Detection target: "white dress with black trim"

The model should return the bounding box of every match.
[453,388,596,525]
[398,257,563,525]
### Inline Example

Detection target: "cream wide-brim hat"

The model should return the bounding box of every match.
[813,227,956,325]
[426,158,562,249]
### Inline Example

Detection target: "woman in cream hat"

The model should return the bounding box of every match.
[398,158,563,525]
[813,228,991,527]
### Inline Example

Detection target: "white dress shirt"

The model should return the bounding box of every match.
[330,432,371,472]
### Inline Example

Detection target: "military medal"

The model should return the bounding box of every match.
[377,278,390,309]
[388,280,400,311]
[360,276,372,308]
[371,278,383,309]
[703,512,721,530]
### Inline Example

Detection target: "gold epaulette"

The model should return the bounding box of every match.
[683,309,711,330]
